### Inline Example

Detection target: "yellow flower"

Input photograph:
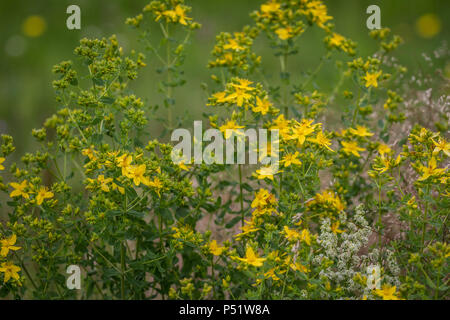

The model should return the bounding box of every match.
[117,154,133,176]
[377,143,392,156]
[307,131,334,151]
[97,175,113,192]
[374,157,392,174]
[271,114,291,139]
[363,71,382,88]
[251,189,271,208]
[418,157,445,181]
[174,5,191,25]
[230,78,255,91]
[290,262,310,273]
[406,196,418,209]
[209,240,224,256]
[0,234,21,257]
[0,262,21,283]
[331,221,344,234]
[36,186,54,205]
[104,151,120,167]
[236,247,266,267]
[10,180,30,199]
[289,119,316,145]
[127,164,151,187]
[300,0,332,29]
[82,146,97,160]
[308,190,346,212]
[283,226,300,242]
[252,96,272,115]
[281,152,302,167]
[329,33,345,47]
[234,220,260,240]
[219,120,245,139]
[226,86,253,107]
[147,177,163,197]
[300,229,311,245]
[261,2,280,15]
[409,127,429,143]
[222,278,229,288]
[178,160,191,171]
[0,157,5,170]
[111,182,125,195]
[275,27,293,40]
[349,125,373,137]
[223,38,244,51]
[255,166,281,181]
[255,139,281,163]
[160,5,191,25]
[264,268,280,281]
[432,138,450,156]
[341,141,365,157]
[211,91,228,104]
[374,284,402,300]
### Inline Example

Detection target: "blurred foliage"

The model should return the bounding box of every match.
[0,0,448,154]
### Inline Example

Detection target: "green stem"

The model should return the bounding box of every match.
[421,186,429,252]
[120,241,126,300]
[352,88,361,126]
[238,164,244,227]
[166,22,173,128]
[300,55,326,91]
[13,251,39,291]
[281,266,290,299]
[280,52,289,118]
[211,257,216,299]
[376,178,383,260]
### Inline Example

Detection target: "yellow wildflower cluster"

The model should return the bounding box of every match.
[252,1,305,41]
[0,0,447,301]
[235,247,266,267]
[406,128,449,183]
[283,226,311,245]
[0,234,21,284]
[9,180,54,206]
[83,149,164,198]
[252,0,335,43]
[306,190,345,218]
[325,32,356,55]
[251,188,278,217]
[142,0,200,29]
[171,225,204,250]
[208,28,261,75]
[374,284,403,300]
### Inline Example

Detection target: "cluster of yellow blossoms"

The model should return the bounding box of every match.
[82,148,164,197]
[0,234,21,283]
[10,180,54,206]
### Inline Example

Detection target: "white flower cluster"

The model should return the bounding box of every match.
[313,205,400,298]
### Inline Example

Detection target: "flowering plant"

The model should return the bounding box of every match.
[0,0,448,300]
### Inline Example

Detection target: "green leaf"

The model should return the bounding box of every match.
[126,210,145,219]
[93,78,105,86]
[225,216,242,228]
[106,210,123,218]
[100,96,115,105]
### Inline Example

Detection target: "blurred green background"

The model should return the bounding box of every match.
[0,0,448,154]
